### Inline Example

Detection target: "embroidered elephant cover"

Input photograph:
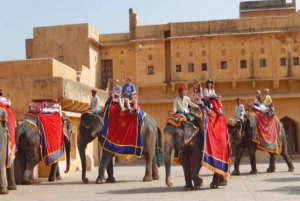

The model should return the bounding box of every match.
[0,103,16,168]
[202,109,231,178]
[25,112,64,165]
[248,110,282,155]
[100,100,145,158]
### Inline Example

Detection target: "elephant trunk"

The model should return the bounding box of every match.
[64,137,71,173]
[78,142,89,184]
[164,134,173,187]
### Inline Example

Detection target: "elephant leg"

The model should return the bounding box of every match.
[267,153,276,172]
[143,152,153,182]
[181,153,193,191]
[249,142,258,174]
[106,158,115,183]
[48,162,59,182]
[219,175,228,186]
[151,156,159,180]
[55,164,62,180]
[210,173,219,189]
[191,150,202,189]
[96,151,114,184]
[0,163,9,194]
[281,140,294,172]
[6,164,17,190]
[22,155,39,184]
[232,143,245,175]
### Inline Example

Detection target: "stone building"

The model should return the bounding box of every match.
[0,0,299,176]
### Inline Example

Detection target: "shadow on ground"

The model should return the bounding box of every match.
[263,177,300,183]
[101,186,219,194]
[260,186,300,195]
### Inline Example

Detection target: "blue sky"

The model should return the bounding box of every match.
[0,0,298,61]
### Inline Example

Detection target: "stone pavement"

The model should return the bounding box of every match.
[2,158,300,201]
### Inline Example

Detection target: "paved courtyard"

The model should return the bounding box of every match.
[2,158,300,201]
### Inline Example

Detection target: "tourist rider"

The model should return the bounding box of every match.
[111,79,125,112]
[203,79,224,116]
[187,79,214,117]
[122,77,138,115]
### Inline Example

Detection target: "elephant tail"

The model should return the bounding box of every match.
[155,126,162,168]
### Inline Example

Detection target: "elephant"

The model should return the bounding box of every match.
[164,114,228,190]
[16,119,72,184]
[77,111,160,184]
[0,117,17,194]
[227,116,294,175]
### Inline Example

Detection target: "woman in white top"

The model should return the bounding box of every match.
[111,79,125,112]
[203,79,224,116]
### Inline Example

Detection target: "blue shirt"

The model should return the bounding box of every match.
[122,83,136,94]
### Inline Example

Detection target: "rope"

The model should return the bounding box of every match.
[15,102,29,119]
[19,123,31,135]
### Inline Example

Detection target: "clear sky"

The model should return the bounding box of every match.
[0,0,299,61]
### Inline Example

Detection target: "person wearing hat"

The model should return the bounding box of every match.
[0,89,11,106]
[173,86,200,122]
[88,89,100,113]
[203,79,224,116]
[234,97,245,121]
[52,98,63,117]
[122,77,138,114]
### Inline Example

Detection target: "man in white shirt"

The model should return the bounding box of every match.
[88,89,100,113]
[0,89,11,106]
[173,86,200,122]
[234,97,245,121]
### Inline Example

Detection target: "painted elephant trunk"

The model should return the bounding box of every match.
[164,137,173,187]
[64,137,71,173]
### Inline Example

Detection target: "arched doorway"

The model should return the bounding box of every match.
[280,117,298,154]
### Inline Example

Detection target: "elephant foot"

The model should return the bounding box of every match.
[210,183,219,189]
[193,177,203,190]
[267,166,275,173]
[106,176,116,183]
[8,185,17,190]
[143,176,153,182]
[232,169,240,175]
[0,187,9,194]
[288,167,295,172]
[152,175,159,180]
[56,176,62,180]
[219,177,228,186]
[48,177,57,182]
[183,185,194,191]
[250,170,258,174]
[96,176,106,184]
[21,178,32,185]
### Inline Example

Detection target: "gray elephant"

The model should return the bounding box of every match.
[16,119,72,184]
[227,116,294,175]
[77,111,160,184]
[0,117,17,194]
[164,115,228,190]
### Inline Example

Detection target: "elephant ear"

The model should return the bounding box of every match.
[89,115,104,137]
[182,122,199,144]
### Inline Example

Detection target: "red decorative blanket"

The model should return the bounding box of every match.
[0,103,16,167]
[251,110,282,154]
